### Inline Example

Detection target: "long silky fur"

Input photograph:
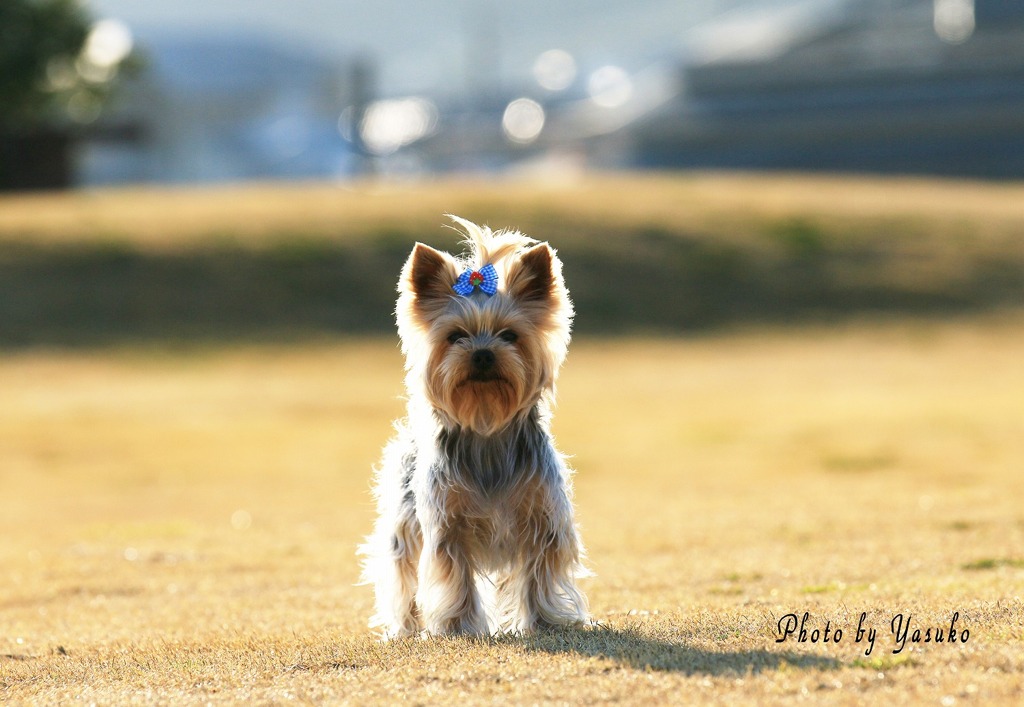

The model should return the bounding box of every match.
[359,216,589,638]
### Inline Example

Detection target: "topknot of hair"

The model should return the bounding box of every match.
[446,214,538,270]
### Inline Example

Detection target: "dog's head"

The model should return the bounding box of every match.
[396,216,573,435]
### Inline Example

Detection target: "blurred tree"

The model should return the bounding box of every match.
[0,0,89,130]
[0,0,133,190]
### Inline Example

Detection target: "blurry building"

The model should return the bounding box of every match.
[77,0,1024,184]
[80,33,357,185]
[630,0,1024,177]
[404,0,1024,179]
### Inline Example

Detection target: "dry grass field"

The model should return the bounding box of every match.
[2,172,1023,347]
[2,319,1023,704]
[1,172,1022,248]
[1,173,1023,704]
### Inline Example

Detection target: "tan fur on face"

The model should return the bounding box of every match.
[397,218,573,435]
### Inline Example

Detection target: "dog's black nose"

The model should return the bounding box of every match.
[471,349,496,371]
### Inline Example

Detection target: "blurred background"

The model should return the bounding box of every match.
[2,0,1023,190]
[1,0,1023,348]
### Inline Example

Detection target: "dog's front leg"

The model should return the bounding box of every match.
[415,517,488,636]
[497,484,589,633]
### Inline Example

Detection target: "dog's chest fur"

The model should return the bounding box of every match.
[435,408,550,495]
[416,409,558,566]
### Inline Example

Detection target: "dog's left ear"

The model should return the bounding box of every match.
[506,244,555,304]
[400,242,457,319]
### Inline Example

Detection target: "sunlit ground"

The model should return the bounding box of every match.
[2,317,1022,703]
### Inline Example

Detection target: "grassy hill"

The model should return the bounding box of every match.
[1,173,1022,346]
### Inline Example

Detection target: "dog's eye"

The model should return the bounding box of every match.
[447,331,468,345]
[498,330,518,344]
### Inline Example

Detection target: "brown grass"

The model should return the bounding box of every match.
[3,173,1024,349]
[1,172,1022,249]
[2,318,1023,704]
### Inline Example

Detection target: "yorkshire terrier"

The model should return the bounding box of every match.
[360,216,589,637]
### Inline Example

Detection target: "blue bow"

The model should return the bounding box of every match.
[452,263,498,296]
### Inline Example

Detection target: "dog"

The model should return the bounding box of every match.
[359,216,589,637]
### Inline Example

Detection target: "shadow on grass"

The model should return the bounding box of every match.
[499,624,840,676]
[1,228,1021,348]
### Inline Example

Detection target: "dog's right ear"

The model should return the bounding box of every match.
[400,243,457,319]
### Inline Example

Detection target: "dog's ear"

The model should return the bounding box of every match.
[506,243,555,304]
[400,243,457,319]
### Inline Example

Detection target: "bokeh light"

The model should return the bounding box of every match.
[75,19,133,85]
[66,91,103,124]
[533,49,577,92]
[934,0,975,44]
[587,65,633,108]
[357,98,438,156]
[231,510,253,531]
[45,57,78,92]
[83,19,134,70]
[502,98,545,144]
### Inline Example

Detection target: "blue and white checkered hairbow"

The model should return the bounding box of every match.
[452,263,498,296]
